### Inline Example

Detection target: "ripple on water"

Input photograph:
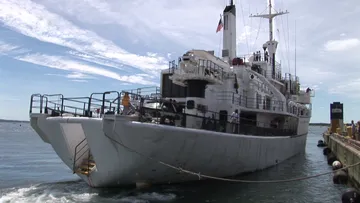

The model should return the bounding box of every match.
[0,181,177,203]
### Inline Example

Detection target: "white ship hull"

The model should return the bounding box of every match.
[30,113,308,187]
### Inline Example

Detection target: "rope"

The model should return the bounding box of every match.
[238,0,250,53]
[106,131,360,184]
[251,17,262,52]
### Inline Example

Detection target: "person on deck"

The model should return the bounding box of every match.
[230,109,239,133]
[265,51,269,62]
[122,92,131,115]
[351,120,356,139]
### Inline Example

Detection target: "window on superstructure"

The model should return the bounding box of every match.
[224,15,228,30]
[256,93,261,109]
[242,89,247,97]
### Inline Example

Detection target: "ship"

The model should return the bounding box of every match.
[29,0,315,187]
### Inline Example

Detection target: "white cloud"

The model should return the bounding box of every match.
[0,0,169,76]
[16,53,157,85]
[2,0,360,94]
[68,51,125,71]
[71,79,88,83]
[328,78,360,98]
[0,41,24,55]
[32,0,237,49]
[66,72,95,79]
[324,38,360,52]
[0,41,17,53]
[296,67,337,85]
[44,72,94,82]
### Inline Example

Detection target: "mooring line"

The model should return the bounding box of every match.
[105,133,360,183]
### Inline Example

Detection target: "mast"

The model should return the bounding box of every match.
[249,0,289,80]
[249,0,289,42]
[269,0,273,41]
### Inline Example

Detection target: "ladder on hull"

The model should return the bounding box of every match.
[73,138,97,176]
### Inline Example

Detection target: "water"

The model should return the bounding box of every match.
[0,122,350,203]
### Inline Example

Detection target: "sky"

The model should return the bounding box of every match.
[0,0,359,123]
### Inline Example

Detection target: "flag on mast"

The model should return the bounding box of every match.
[216,15,223,33]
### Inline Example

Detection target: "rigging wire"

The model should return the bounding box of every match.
[249,3,253,52]
[276,10,288,72]
[286,13,291,74]
[276,29,286,69]
[275,0,291,74]
[250,6,267,52]
[251,18,263,52]
[238,0,250,53]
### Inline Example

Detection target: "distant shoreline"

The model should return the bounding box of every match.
[0,119,29,123]
[309,123,330,126]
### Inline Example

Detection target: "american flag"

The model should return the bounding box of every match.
[216,16,223,33]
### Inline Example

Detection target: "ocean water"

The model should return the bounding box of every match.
[0,122,350,203]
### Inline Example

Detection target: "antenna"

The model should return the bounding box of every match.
[249,1,289,42]
[294,20,297,78]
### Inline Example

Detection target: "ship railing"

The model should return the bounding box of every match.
[29,92,121,117]
[29,92,298,136]
[217,91,312,117]
[249,80,271,94]
[168,59,180,74]
[29,86,162,117]
[29,94,45,114]
[217,92,286,113]
[175,59,224,81]
[138,102,298,137]
[266,64,283,82]
[239,53,282,65]
[122,86,161,100]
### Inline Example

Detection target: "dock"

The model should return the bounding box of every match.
[323,132,360,188]
[323,102,360,189]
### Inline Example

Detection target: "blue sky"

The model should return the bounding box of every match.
[0,0,359,123]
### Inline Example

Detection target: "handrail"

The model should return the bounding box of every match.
[139,98,298,133]
[217,92,310,117]
[102,91,120,115]
[44,94,64,116]
[29,85,310,120]
[72,137,88,173]
[29,90,300,137]
[29,94,42,114]
[139,104,297,136]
